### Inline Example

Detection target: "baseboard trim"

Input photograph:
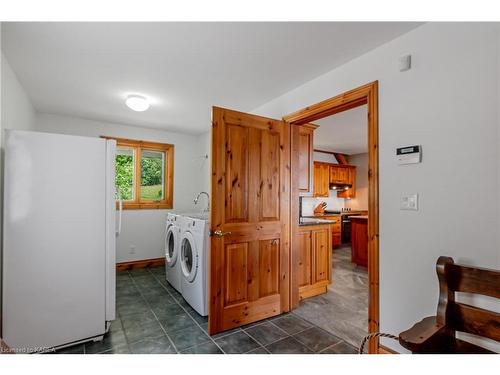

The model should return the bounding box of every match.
[116,257,165,272]
[378,344,398,354]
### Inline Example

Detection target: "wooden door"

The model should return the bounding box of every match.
[314,162,329,197]
[312,228,329,283]
[209,107,290,335]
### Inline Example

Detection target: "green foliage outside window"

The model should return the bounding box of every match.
[116,154,134,200]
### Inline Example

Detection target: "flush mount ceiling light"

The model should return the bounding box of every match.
[125,95,150,112]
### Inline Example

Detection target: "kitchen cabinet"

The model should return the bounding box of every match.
[337,166,356,199]
[313,162,330,197]
[297,224,332,300]
[351,216,368,268]
[313,161,357,198]
[323,215,342,247]
[295,124,318,195]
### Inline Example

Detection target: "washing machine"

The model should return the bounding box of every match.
[179,215,209,316]
[165,213,183,293]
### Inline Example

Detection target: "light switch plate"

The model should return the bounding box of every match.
[400,193,418,211]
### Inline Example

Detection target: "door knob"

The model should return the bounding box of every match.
[211,229,232,237]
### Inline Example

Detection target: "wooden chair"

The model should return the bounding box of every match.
[399,256,500,353]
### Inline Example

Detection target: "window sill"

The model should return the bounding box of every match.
[120,202,173,210]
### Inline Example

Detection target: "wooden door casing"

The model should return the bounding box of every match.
[209,107,290,335]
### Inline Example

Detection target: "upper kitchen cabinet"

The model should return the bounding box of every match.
[313,162,356,198]
[313,161,330,197]
[294,123,318,195]
[336,165,356,199]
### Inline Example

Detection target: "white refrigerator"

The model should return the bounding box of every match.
[2,130,120,353]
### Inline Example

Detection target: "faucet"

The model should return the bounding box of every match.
[194,191,210,212]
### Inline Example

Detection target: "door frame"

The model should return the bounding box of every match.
[284,81,380,354]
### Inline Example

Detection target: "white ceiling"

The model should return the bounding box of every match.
[2,22,422,134]
[314,105,367,155]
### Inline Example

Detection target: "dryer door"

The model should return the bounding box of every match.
[180,232,198,282]
[165,224,179,267]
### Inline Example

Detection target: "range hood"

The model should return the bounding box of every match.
[329,182,352,191]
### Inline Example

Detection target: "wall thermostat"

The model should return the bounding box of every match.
[397,145,421,165]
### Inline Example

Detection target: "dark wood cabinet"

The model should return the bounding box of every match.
[351,217,368,267]
[337,166,356,199]
[313,161,330,197]
[297,224,332,300]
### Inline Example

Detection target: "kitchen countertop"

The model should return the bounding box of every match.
[350,215,368,220]
[298,218,335,226]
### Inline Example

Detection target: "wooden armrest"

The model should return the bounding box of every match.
[399,316,450,353]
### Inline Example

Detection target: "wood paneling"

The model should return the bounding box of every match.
[209,107,290,335]
[297,231,311,287]
[225,243,248,305]
[259,239,280,297]
[297,224,332,300]
[351,218,368,268]
[116,257,165,271]
[225,124,249,222]
[286,81,379,353]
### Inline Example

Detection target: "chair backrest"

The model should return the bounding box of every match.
[436,256,500,343]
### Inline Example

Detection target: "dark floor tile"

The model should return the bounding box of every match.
[293,327,342,352]
[54,343,85,354]
[215,331,260,354]
[180,341,223,354]
[142,289,175,305]
[101,344,131,354]
[271,315,312,335]
[108,318,124,333]
[151,302,185,320]
[128,268,151,277]
[208,326,242,339]
[244,322,288,346]
[118,301,151,317]
[245,347,270,354]
[129,336,176,354]
[168,325,211,351]
[116,293,145,307]
[116,285,140,297]
[133,276,162,289]
[320,341,358,354]
[122,313,165,344]
[265,337,313,354]
[85,330,127,354]
[186,309,208,324]
[159,312,197,334]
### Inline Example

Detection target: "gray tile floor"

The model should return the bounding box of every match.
[294,245,368,347]
[56,262,359,354]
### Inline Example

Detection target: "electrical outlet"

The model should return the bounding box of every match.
[400,194,418,211]
[129,245,136,254]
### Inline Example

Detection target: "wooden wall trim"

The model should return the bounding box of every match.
[285,81,379,354]
[116,257,165,272]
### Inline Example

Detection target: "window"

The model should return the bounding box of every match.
[105,137,174,209]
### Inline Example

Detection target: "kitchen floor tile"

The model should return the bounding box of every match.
[180,341,223,354]
[215,331,260,354]
[244,322,288,346]
[265,337,313,354]
[270,315,312,335]
[320,341,358,354]
[168,325,211,351]
[85,330,127,354]
[129,336,176,354]
[293,327,342,352]
[159,312,198,334]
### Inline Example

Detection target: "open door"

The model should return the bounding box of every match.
[208,107,290,335]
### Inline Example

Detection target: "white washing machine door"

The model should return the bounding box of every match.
[180,231,198,283]
[165,224,179,267]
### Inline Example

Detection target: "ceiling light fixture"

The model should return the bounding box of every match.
[125,95,150,112]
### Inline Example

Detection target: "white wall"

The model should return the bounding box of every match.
[345,153,368,211]
[34,113,205,263]
[0,54,36,133]
[196,131,211,195]
[254,23,500,352]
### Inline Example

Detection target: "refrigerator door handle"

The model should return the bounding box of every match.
[116,187,123,236]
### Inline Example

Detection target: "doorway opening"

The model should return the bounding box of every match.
[285,81,379,353]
